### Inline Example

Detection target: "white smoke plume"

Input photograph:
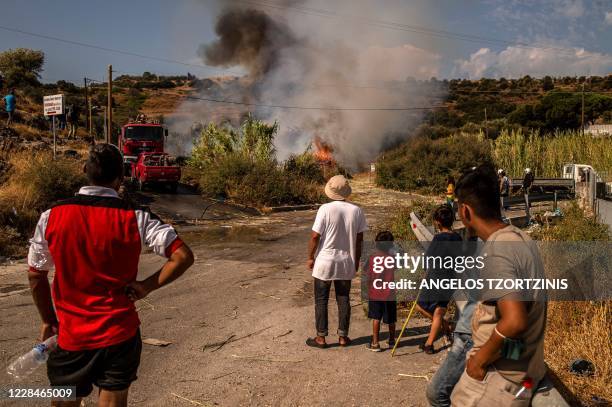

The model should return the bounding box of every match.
[170,0,443,167]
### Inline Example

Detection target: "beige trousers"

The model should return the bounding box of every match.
[451,369,532,407]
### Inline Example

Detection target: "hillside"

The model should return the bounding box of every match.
[1,73,247,145]
[414,75,612,140]
[4,73,611,145]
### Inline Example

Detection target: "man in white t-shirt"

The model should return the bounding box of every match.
[306,175,368,349]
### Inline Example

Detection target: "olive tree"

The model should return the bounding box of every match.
[0,48,45,87]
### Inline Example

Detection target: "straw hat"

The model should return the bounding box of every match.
[324,175,352,201]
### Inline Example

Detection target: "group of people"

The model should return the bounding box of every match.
[51,102,81,138]
[497,167,535,222]
[307,169,547,406]
[25,144,547,406]
[2,87,81,137]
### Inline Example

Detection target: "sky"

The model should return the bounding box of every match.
[1,0,611,83]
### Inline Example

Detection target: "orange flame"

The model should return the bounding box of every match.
[313,137,335,165]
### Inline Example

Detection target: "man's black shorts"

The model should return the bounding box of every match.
[47,330,142,397]
[417,300,449,314]
[368,300,397,324]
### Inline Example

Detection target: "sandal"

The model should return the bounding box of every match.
[366,343,382,352]
[388,339,396,348]
[419,343,435,354]
[339,336,352,347]
[306,337,327,349]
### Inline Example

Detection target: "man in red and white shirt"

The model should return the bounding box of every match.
[27,144,194,407]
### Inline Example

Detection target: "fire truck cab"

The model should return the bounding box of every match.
[118,116,168,175]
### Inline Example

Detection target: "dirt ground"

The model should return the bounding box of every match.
[0,175,448,406]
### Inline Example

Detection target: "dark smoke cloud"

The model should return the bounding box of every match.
[198,8,298,79]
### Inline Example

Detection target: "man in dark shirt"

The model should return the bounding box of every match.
[522,168,534,222]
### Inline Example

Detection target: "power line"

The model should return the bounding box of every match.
[2,21,601,95]
[182,93,446,111]
[232,0,585,57]
[0,25,241,76]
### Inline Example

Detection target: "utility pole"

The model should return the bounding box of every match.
[581,82,585,134]
[107,65,113,144]
[83,77,89,140]
[88,83,93,142]
[484,107,488,138]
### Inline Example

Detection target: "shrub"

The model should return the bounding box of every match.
[375,198,438,241]
[189,117,324,207]
[376,133,493,193]
[284,152,325,184]
[0,152,85,257]
[531,201,609,241]
[0,226,25,258]
[197,152,322,206]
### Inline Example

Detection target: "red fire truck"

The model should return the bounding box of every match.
[118,117,168,160]
[119,116,181,192]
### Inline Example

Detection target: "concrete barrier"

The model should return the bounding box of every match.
[596,198,612,231]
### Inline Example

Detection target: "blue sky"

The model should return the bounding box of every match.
[1,0,611,82]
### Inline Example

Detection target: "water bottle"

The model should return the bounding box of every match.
[6,335,58,380]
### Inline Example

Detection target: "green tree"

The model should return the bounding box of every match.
[542,76,554,91]
[0,48,45,87]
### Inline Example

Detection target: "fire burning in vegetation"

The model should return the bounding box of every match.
[313,137,335,165]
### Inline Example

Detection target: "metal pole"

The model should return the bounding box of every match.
[107,65,113,144]
[391,291,421,357]
[52,115,57,160]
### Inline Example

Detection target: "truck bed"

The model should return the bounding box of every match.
[510,178,574,194]
[139,165,181,181]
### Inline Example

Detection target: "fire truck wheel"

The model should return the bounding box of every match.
[170,182,178,194]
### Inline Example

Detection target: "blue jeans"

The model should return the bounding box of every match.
[426,332,473,407]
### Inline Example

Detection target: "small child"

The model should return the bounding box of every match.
[416,204,462,354]
[365,231,397,352]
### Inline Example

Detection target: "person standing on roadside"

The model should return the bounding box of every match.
[498,169,510,211]
[364,231,397,352]
[306,175,367,349]
[4,88,16,127]
[66,103,80,138]
[27,144,194,407]
[522,168,534,223]
[450,165,547,406]
[445,175,456,210]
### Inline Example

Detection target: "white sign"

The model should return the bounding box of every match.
[43,94,65,116]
